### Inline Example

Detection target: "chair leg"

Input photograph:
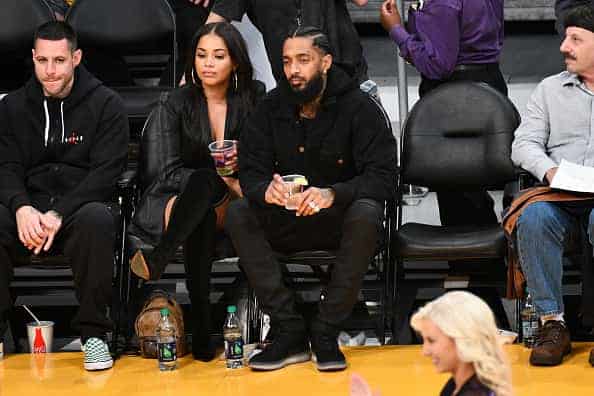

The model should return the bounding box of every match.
[392,282,418,345]
[245,287,261,344]
[516,298,523,342]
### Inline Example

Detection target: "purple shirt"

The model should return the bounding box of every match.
[390,0,504,80]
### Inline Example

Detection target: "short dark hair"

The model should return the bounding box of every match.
[288,26,332,56]
[34,21,78,51]
[563,4,594,33]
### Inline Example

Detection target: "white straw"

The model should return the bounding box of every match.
[22,305,41,326]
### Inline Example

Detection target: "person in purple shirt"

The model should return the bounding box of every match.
[380,0,506,232]
[380,0,506,98]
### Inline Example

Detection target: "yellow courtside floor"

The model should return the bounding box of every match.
[2,343,594,396]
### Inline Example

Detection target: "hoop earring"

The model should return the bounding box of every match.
[233,71,238,92]
[191,68,198,84]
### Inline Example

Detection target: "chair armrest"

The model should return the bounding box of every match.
[117,169,137,190]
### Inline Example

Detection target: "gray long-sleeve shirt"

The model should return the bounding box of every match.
[511,71,594,182]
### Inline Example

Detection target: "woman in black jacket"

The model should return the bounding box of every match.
[128,22,262,361]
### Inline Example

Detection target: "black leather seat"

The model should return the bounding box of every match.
[0,0,55,93]
[393,81,520,343]
[66,0,176,137]
[398,224,506,260]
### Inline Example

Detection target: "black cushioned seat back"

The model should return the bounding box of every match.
[401,81,520,191]
[66,0,175,55]
[0,0,55,91]
[0,0,54,53]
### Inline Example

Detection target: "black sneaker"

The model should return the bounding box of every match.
[248,321,310,371]
[310,320,347,372]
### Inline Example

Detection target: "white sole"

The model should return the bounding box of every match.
[249,352,311,371]
[84,359,114,371]
[312,354,347,371]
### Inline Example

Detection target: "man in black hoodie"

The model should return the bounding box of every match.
[0,22,128,370]
[225,27,396,372]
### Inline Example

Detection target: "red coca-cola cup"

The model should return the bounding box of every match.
[26,321,54,353]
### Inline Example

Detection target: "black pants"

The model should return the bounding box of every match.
[419,63,506,227]
[225,198,383,327]
[0,202,116,341]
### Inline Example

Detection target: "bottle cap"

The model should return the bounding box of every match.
[227,305,237,313]
[160,308,170,316]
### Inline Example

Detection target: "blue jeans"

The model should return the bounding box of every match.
[517,201,594,316]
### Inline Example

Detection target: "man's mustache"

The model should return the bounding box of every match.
[562,52,577,61]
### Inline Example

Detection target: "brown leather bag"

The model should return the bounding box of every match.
[135,290,188,358]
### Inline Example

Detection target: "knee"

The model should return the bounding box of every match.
[0,204,16,248]
[517,202,557,236]
[72,203,115,236]
[344,199,383,231]
[224,199,254,233]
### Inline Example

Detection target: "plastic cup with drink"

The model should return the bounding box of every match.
[208,140,237,177]
[282,174,309,210]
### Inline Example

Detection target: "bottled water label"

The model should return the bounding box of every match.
[158,341,177,362]
[225,338,244,360]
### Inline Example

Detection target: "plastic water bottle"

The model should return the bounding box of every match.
[224,305,244,369]
[156,308,178,371]
[521,293,538,348]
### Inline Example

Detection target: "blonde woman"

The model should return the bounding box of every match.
[351,291,512,396]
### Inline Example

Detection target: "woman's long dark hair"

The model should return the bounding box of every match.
[182,22,257,148]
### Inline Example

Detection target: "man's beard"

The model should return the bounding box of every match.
[282,71,325,105]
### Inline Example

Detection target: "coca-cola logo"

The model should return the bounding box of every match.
[33,328,47,353]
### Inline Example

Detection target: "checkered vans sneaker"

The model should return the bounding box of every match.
[82,337,113,371]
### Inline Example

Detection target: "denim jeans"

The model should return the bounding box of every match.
[516,201,594,317]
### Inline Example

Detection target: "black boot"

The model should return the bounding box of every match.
[130,169,224,281]
[310,318,346,372]
[184,210,217,361]
[248,319,310,371]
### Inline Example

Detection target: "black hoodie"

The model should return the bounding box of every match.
[239,65,397,208]
[0,66,129,218]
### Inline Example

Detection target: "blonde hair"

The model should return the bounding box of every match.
[410,291,512,396]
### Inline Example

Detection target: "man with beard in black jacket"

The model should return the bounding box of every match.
[0,21,128,370]
[225,27,396,372]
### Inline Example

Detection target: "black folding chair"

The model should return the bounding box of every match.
[393,81,521,344]
[8,172,134,355]
[66,0,176,137]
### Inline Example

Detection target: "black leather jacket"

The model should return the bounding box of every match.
[129,82,264,246]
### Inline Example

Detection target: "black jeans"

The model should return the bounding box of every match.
[225,198,383,327]
[0,202,116,341]
[419,64,506,228]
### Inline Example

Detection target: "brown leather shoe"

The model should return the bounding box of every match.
[529,320,571,366]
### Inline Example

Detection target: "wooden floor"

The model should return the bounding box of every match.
[2,343,594,395]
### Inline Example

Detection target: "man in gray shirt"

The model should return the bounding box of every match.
[511,4,594,367]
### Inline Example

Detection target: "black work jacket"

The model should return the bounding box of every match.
[239,66,397,210]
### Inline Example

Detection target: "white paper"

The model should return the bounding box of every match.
[550,159,594,193]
